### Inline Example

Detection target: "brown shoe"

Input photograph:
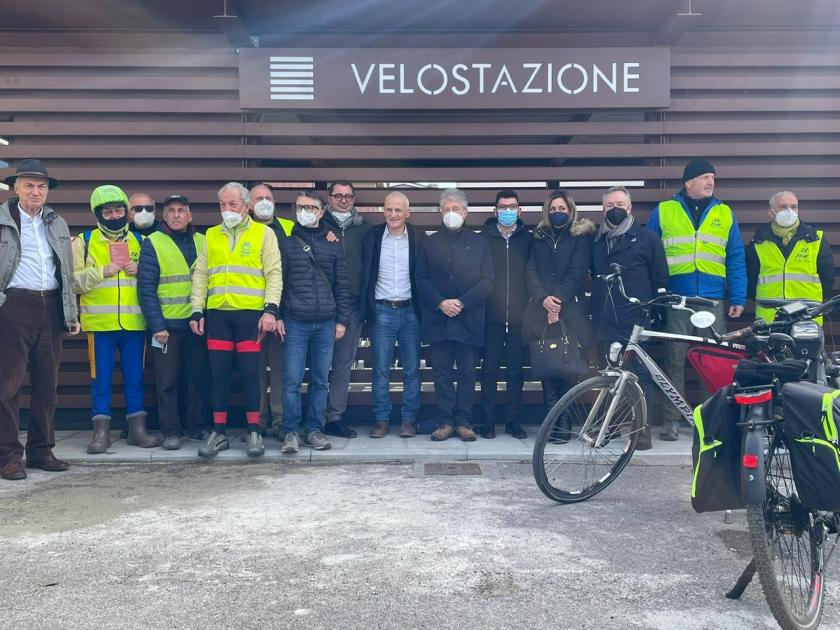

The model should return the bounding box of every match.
[1,461,27,481]
[369,421,389,439]
[636,426,652,451]
[26,452,70,472]
[431,424,455,441]
[455,425,477,442]
[399,420,416,438]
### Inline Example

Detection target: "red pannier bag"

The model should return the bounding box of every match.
[686,346,747,394]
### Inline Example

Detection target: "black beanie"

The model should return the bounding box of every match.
[682,158,716,183]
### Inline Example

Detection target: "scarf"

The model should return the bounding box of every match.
[596,214,635,252]
[770,218,800,246]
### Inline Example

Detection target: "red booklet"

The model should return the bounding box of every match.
[109,241,130,267]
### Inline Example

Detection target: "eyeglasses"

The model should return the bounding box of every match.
[131,205,155,213]
[295,204,320,213]
[330,193,354,202]
[496,204,519,211]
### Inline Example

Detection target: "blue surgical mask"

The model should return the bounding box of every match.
[549,212,569,228]
[497,209,518,227]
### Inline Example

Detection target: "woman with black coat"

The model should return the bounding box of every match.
[524,190,595,431]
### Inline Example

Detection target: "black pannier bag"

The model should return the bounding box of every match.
[691,386,743,513]
[781,381,840,512]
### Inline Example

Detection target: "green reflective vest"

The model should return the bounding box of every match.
[755,231,823,323]
[148,231,206,320]
[276,217,294,237]
[206,220,267,311]
[659,199,732,278]
[80,229,146,331]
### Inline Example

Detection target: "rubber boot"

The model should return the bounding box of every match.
[126,411,161,448]
[87,415,112,454]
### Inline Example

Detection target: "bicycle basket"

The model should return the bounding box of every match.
[686,346,747,394]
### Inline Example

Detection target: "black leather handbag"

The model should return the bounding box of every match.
[529,320,588,381]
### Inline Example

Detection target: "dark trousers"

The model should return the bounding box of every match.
[152,329,210,437]
[480,323,526,425]
[429,341,477,427]
[0,290,63,466]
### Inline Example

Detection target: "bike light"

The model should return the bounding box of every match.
[742,454,759,469]
[608,341,623,363]
[734,390,773,405]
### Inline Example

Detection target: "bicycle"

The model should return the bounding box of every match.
[532,263,741,503]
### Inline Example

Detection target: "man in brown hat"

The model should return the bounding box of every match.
[0,158,81,480]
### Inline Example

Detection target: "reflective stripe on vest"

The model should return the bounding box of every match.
[148,231,206,320]
[80,229,146,331]
[659,199,732,278]
[205,221,267,310]
[754,231,823,323]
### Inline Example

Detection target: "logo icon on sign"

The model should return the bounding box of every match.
[269,56,314,101]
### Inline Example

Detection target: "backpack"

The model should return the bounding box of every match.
[691,386,743,513]
[781,381,840,512]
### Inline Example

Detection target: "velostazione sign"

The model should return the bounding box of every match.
[239,47,670,110]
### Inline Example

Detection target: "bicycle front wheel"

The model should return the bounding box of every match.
[746,434,825,630]
[532,373,644,503]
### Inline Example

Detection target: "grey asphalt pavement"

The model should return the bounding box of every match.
[2,458,837,630]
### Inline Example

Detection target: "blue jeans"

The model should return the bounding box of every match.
[371,304,422,422]
[282,319,335,435]
[89,330,146,417]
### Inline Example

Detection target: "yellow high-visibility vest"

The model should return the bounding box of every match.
[148,231,206,320]
[755,231,823,323]
[659,199,732,278]
[80,229,146,331]
[206,220,267,311]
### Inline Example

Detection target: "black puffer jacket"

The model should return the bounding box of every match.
[523,218,595,345]
[322,208,371,305]
[137,223,201,333]
[482,217,531,328]
[279,224,351,325]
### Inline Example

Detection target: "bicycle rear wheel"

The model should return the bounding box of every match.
[746,433,825,630]
[532,373,644,503]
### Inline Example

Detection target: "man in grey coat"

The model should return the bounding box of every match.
[0,159,80,480]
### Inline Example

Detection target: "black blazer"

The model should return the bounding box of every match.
[359,222,425,322]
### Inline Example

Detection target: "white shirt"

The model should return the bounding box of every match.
[374,226,411,301]
[8,204,59,291]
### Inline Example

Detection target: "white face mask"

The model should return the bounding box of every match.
[331,210,352,222]
[297,209,318,227]
[443,211,464,230]
[774,208,798,228]
[253,199,275,220]
[133,209,155,228]
[222,211,243,229]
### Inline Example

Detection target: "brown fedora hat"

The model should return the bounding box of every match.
[4,158,59,189]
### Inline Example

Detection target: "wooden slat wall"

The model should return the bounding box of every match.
[2,30,839,414]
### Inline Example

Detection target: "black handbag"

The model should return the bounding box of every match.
[529,319,588,381]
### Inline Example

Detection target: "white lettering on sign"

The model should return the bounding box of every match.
[347,61,646,97]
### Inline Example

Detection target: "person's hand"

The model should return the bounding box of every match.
[189,317,205,336]
[103,263,121,277]
[123,261,138,276]
[154,330,170,345]
[543,296,563,315]
[257,313,276,341]
[547,311,560,325]
[68,322,81,336]
[439,299,463,317]
[335,323,346,340]
[728,305,744,318]
[276,319,285,341]
[326,231,339,243]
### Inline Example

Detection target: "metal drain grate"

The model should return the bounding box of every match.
[424,462,482,476]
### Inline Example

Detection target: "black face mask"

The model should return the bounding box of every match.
[606,208,628,226]
[100,216,128,232]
